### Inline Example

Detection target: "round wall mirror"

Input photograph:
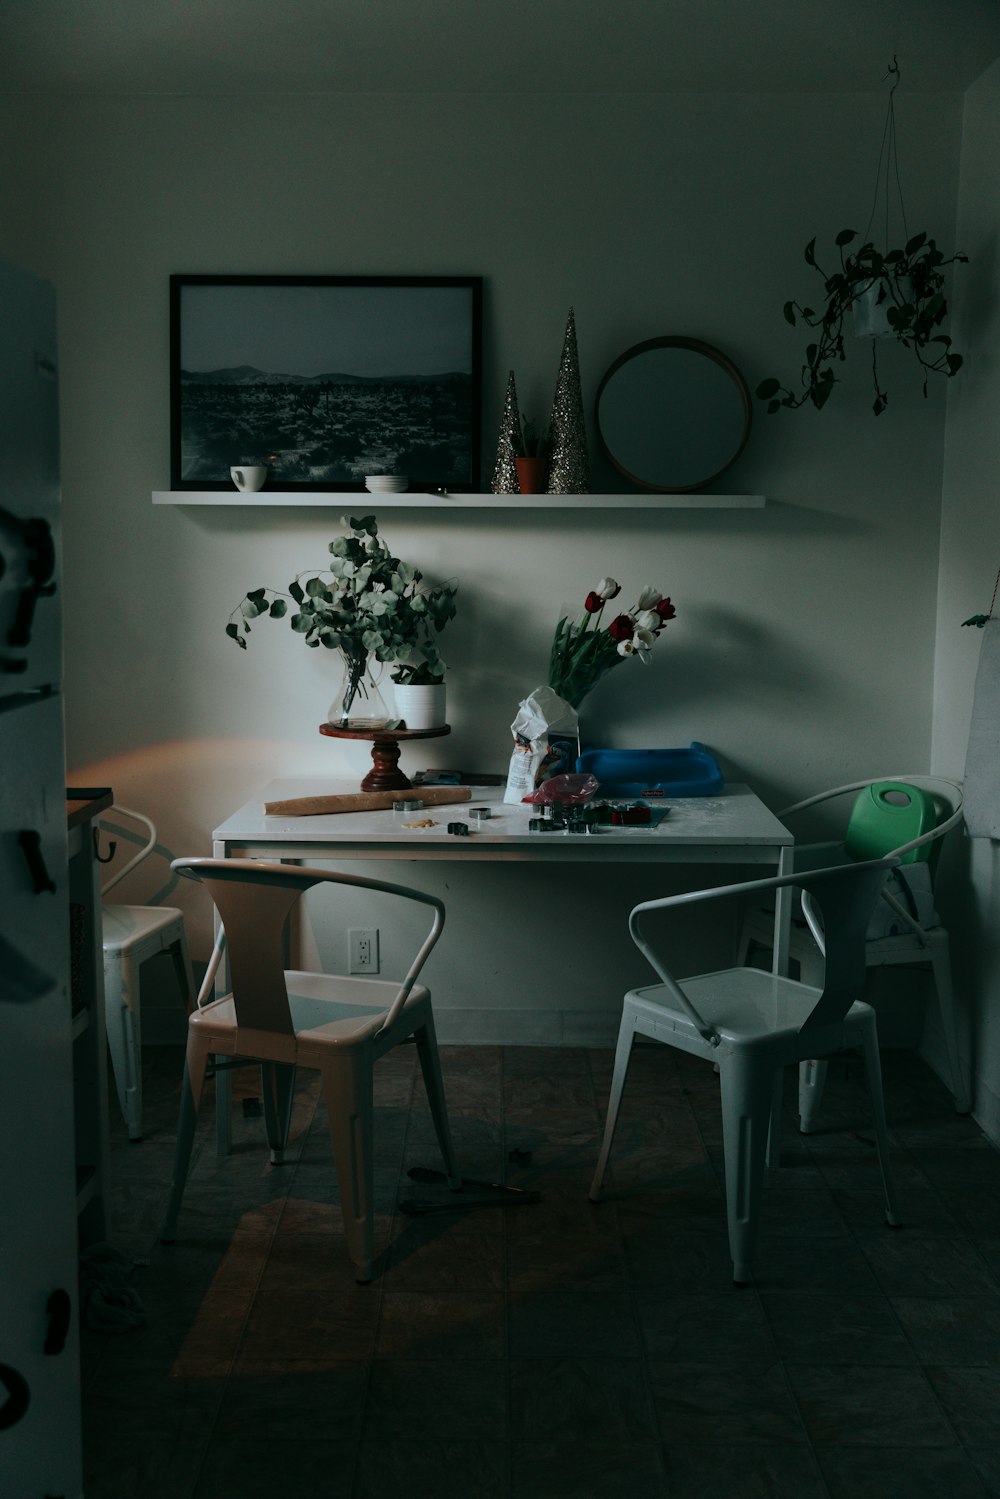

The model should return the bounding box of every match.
[595,337,752,493]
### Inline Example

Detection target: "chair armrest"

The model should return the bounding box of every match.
[629,858,898,1046]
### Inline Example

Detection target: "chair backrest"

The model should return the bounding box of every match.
[171,857,445,1037]
[629,858,898,1048]
[99,805,158,897]
[780,775,963,871]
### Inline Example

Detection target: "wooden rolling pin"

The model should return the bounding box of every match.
[264,787,473,817]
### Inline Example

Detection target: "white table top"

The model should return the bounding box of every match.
[213,780,792,865]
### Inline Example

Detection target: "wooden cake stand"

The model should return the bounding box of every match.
[318,722,451,792]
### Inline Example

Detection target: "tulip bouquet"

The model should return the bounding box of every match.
[547,577,676,711]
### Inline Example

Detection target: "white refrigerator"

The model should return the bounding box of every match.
[0,253,83,1497]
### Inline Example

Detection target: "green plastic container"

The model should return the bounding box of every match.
[844,781,938,864]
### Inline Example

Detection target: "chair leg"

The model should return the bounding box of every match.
[170,928,197,1014]
[215,1059,232,1159]
[261,1063,296,1164]
[765,1066,784,1169]
[858,1017,901,1228]
[798,1059,828,1133]
[413,1012,461,1189]
[161,1039,210,1242]
[104,952,143,1140]
[322,1049,376,1282]
[589,1006,636,1202]
[929,940,970,1114]
[718,1052,777,1284]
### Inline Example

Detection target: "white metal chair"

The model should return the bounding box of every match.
[160,858,460,1283]
[737,776,969,1127]
[100,805,195,1141]
[589,859,901,1285]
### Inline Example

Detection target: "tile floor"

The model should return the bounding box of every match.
[81,1041,1000,1498]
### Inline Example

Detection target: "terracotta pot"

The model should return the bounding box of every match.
[515,456,548,495]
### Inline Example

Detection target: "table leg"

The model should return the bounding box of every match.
[772,845,793,977]
[213,837,232,1158]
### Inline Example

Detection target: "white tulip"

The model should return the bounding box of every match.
[634,610,659,633]
[597,577,621,600]
[616,638,637,657]
[635,627,656,648]
[636,585,661,610]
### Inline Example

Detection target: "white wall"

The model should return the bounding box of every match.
[933,58,1000,1135]
[0,88,965,1042]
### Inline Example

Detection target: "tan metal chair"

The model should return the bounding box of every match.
[160,858,460,1282]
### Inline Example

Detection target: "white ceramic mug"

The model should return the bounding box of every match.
[230,465,268,492]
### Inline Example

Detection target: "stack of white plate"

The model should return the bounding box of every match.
[365,474,409,493]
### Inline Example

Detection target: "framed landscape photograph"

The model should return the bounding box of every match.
[169,274,483,491]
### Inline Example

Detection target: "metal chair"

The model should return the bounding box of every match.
[160,858,460,1282]
[99,805,195,1141]
[589,859,901,1285]
[737,776,969,1127]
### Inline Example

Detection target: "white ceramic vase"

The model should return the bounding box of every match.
[393,681,447,731]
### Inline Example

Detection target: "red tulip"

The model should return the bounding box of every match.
[656,597,676,622]
[584,591,604,613]
[608,614,634,642]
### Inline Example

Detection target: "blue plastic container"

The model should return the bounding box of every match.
[575,742,724,798]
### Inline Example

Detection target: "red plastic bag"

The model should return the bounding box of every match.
[522,773,600,805]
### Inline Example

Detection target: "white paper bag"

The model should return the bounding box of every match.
[504,686,579,804]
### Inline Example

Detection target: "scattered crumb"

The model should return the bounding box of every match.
[402,817,437,828]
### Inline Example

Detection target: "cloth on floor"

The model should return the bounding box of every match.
[79,1242,146,1332]
[964,616,1000,839]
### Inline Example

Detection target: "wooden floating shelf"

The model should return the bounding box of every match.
[153,491,766,509]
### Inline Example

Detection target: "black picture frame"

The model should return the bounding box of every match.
[169,274,483,491]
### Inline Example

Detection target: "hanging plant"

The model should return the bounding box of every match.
[756,60,967,417]
[756,230,966,416]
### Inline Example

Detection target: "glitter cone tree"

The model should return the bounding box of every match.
[546,307,591,493]
[491,369,522,494]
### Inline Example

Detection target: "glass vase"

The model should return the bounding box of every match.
[327,654,390,730]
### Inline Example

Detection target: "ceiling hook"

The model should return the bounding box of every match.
[882,56,900,92]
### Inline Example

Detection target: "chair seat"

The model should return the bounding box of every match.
[865,926,948,961]
[191,971,430,1053]
[630,965,872,1053]
[102,903,186,957]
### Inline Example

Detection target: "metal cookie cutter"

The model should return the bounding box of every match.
[468,806,492,826]
[447,822,470,836]
[392,797,425,820]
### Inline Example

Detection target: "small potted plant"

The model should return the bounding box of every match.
[757,229,966,416]
[227,514,457,729]
[514,415,550,495]
[387,588,457,729]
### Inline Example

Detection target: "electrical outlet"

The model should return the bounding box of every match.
[349,927,379,974]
